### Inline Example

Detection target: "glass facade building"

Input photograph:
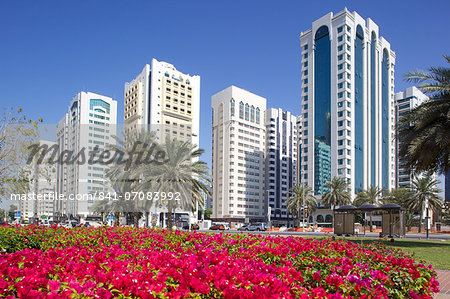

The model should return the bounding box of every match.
[299,9,396,199]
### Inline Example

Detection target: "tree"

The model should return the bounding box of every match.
[133,137,211,230]
[322,177,351,212]
[92,129,159,227]
[286,183,316,227]
[8,205,17,222]
[0,108,42,197]
[204,209,212,220]
[406,175,443,232]
[355,185,383,231]
[399,55,450,175]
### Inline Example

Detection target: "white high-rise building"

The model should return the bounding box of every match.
[124,59,200,145]
[211,86,266,221]
[19,140,57,222]
[394,87,429,189]
[264,108,298,225]
[56,92,117,218]
[124,59,201,227]
[299,9,396,199]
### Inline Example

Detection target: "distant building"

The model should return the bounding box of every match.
[394,86,429,189]
[19,140,57,222]
[265,108,298,225]
[211,86,266,222]
[124,59,201,226]
[56,91,117,218]
[124,59,200,145]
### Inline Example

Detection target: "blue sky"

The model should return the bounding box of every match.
[0,0,449,174]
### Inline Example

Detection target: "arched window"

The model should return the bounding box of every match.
[239,102,244,119]
[256,108,260,124]
[230,99,235,116]
[325,214,333,222]
[250,106,255,122]
[245,104,249,121]
[316,215,324,222]
[356,25,364,40]
[315,25,329,40]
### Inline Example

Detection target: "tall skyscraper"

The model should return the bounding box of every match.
[211,86,266,221]
[124,59,201,226]
[56,91,117,218]
[124,59,200,145]
[394,87,429,189]
[299,9,396,198]
[265,108,298,225]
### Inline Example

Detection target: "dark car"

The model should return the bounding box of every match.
[191,223,200,230]
[209,224,225,230]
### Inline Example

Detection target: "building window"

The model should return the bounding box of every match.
[239,102,244,119]
[230,99,235,116]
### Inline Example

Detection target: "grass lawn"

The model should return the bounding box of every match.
[336,237,450,270]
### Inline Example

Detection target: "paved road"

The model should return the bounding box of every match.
[200,229,450,241]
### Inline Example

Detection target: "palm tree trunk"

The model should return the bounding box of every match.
[332,206,335,233]
[419,213,423,233]
[114,212,120,226]
[145,211,149,227]
[133,212,139,227]
[369,212,373,232]
[167,200,173,230]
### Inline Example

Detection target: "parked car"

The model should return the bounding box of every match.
[209,224,225,230]
[191,223,200,230]
[247,223,268,231]
[238,224,249,231]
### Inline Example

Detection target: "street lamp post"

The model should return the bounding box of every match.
[302,183,305,230]
[266,189,271,232]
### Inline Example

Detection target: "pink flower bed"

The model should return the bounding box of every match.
[0,226,440,298]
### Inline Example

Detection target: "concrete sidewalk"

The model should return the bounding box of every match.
[436,270,450,298]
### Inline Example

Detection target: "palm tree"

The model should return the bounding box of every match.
[322,177,351,225]
[93,129,159,227]
[355,185,382,232]
[399,55,450,175]
[382,188,413,206]
[286,183,316,227]
[133,137,211,230]
[406,175,443,233]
